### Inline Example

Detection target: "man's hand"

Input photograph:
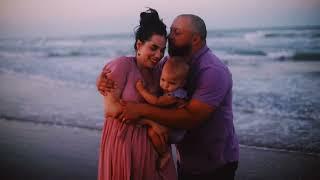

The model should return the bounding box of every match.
[121,102,143,124]
[97,69,117,96]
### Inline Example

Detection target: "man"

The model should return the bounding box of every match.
[98,14,239,180]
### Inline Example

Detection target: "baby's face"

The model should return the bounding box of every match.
[160,68,185,93]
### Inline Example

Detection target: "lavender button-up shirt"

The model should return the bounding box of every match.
[157,45,239,174]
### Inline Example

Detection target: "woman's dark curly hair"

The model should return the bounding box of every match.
[134,8,167,50]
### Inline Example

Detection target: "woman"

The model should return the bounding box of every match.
[97,8,177,180]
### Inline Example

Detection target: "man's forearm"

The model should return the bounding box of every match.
[123,98,214,129]
[137,103,202,129]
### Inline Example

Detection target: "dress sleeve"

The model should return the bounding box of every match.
[102,57,131,97]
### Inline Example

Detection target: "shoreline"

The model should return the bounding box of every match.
[239,144,320,157]
[1,119,320,179]
[2,117,319,156]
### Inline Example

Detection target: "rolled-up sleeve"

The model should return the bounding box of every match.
[192,66,231,108]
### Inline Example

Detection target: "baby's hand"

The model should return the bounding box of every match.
[136,80,144,92]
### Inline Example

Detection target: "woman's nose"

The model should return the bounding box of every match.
[154,50,161,59]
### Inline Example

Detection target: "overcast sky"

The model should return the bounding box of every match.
[1,0,319,37]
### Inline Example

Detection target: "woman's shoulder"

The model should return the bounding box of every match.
[107,56,135,65]
[106,56,134,68]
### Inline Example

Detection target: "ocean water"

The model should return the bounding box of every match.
[1,26,320,154]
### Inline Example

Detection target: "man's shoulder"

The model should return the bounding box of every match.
[199,51,229,73]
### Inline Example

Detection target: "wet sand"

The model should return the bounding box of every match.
[1,119,319,180]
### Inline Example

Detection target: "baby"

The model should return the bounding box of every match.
[136,56,189,169]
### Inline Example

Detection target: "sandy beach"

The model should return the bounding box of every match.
[1,119,319,180]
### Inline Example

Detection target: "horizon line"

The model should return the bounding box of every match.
[1,24,319,39]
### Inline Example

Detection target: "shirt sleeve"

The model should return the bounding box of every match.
[192,66,232,108]
[102,57,131,96]
[168,88,188,99]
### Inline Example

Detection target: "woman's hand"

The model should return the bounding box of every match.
[97,69,117,96]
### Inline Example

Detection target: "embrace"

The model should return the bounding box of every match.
[97,8,239,180]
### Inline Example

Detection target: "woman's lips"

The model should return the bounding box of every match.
[150,58,159,64]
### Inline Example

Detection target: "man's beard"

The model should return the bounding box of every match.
[168,40,192,57]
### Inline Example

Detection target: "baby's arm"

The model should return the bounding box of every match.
[136,80,177,106]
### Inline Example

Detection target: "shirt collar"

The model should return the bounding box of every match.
[190,44,209,64]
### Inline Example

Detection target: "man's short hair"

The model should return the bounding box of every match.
[179,14,207,40]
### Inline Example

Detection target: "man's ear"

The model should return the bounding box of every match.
[192,34,201,45]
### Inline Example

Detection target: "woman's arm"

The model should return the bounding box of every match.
[103,90,124,119]
[98,57,131,119]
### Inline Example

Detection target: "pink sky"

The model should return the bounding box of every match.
[1,0,319,37]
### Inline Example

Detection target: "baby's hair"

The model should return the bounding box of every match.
[165,56,190,80]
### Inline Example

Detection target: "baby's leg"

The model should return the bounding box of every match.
[140,119,169,153]
[147,127,171,169]
[158,149,171,170]
[147,127,168,155]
